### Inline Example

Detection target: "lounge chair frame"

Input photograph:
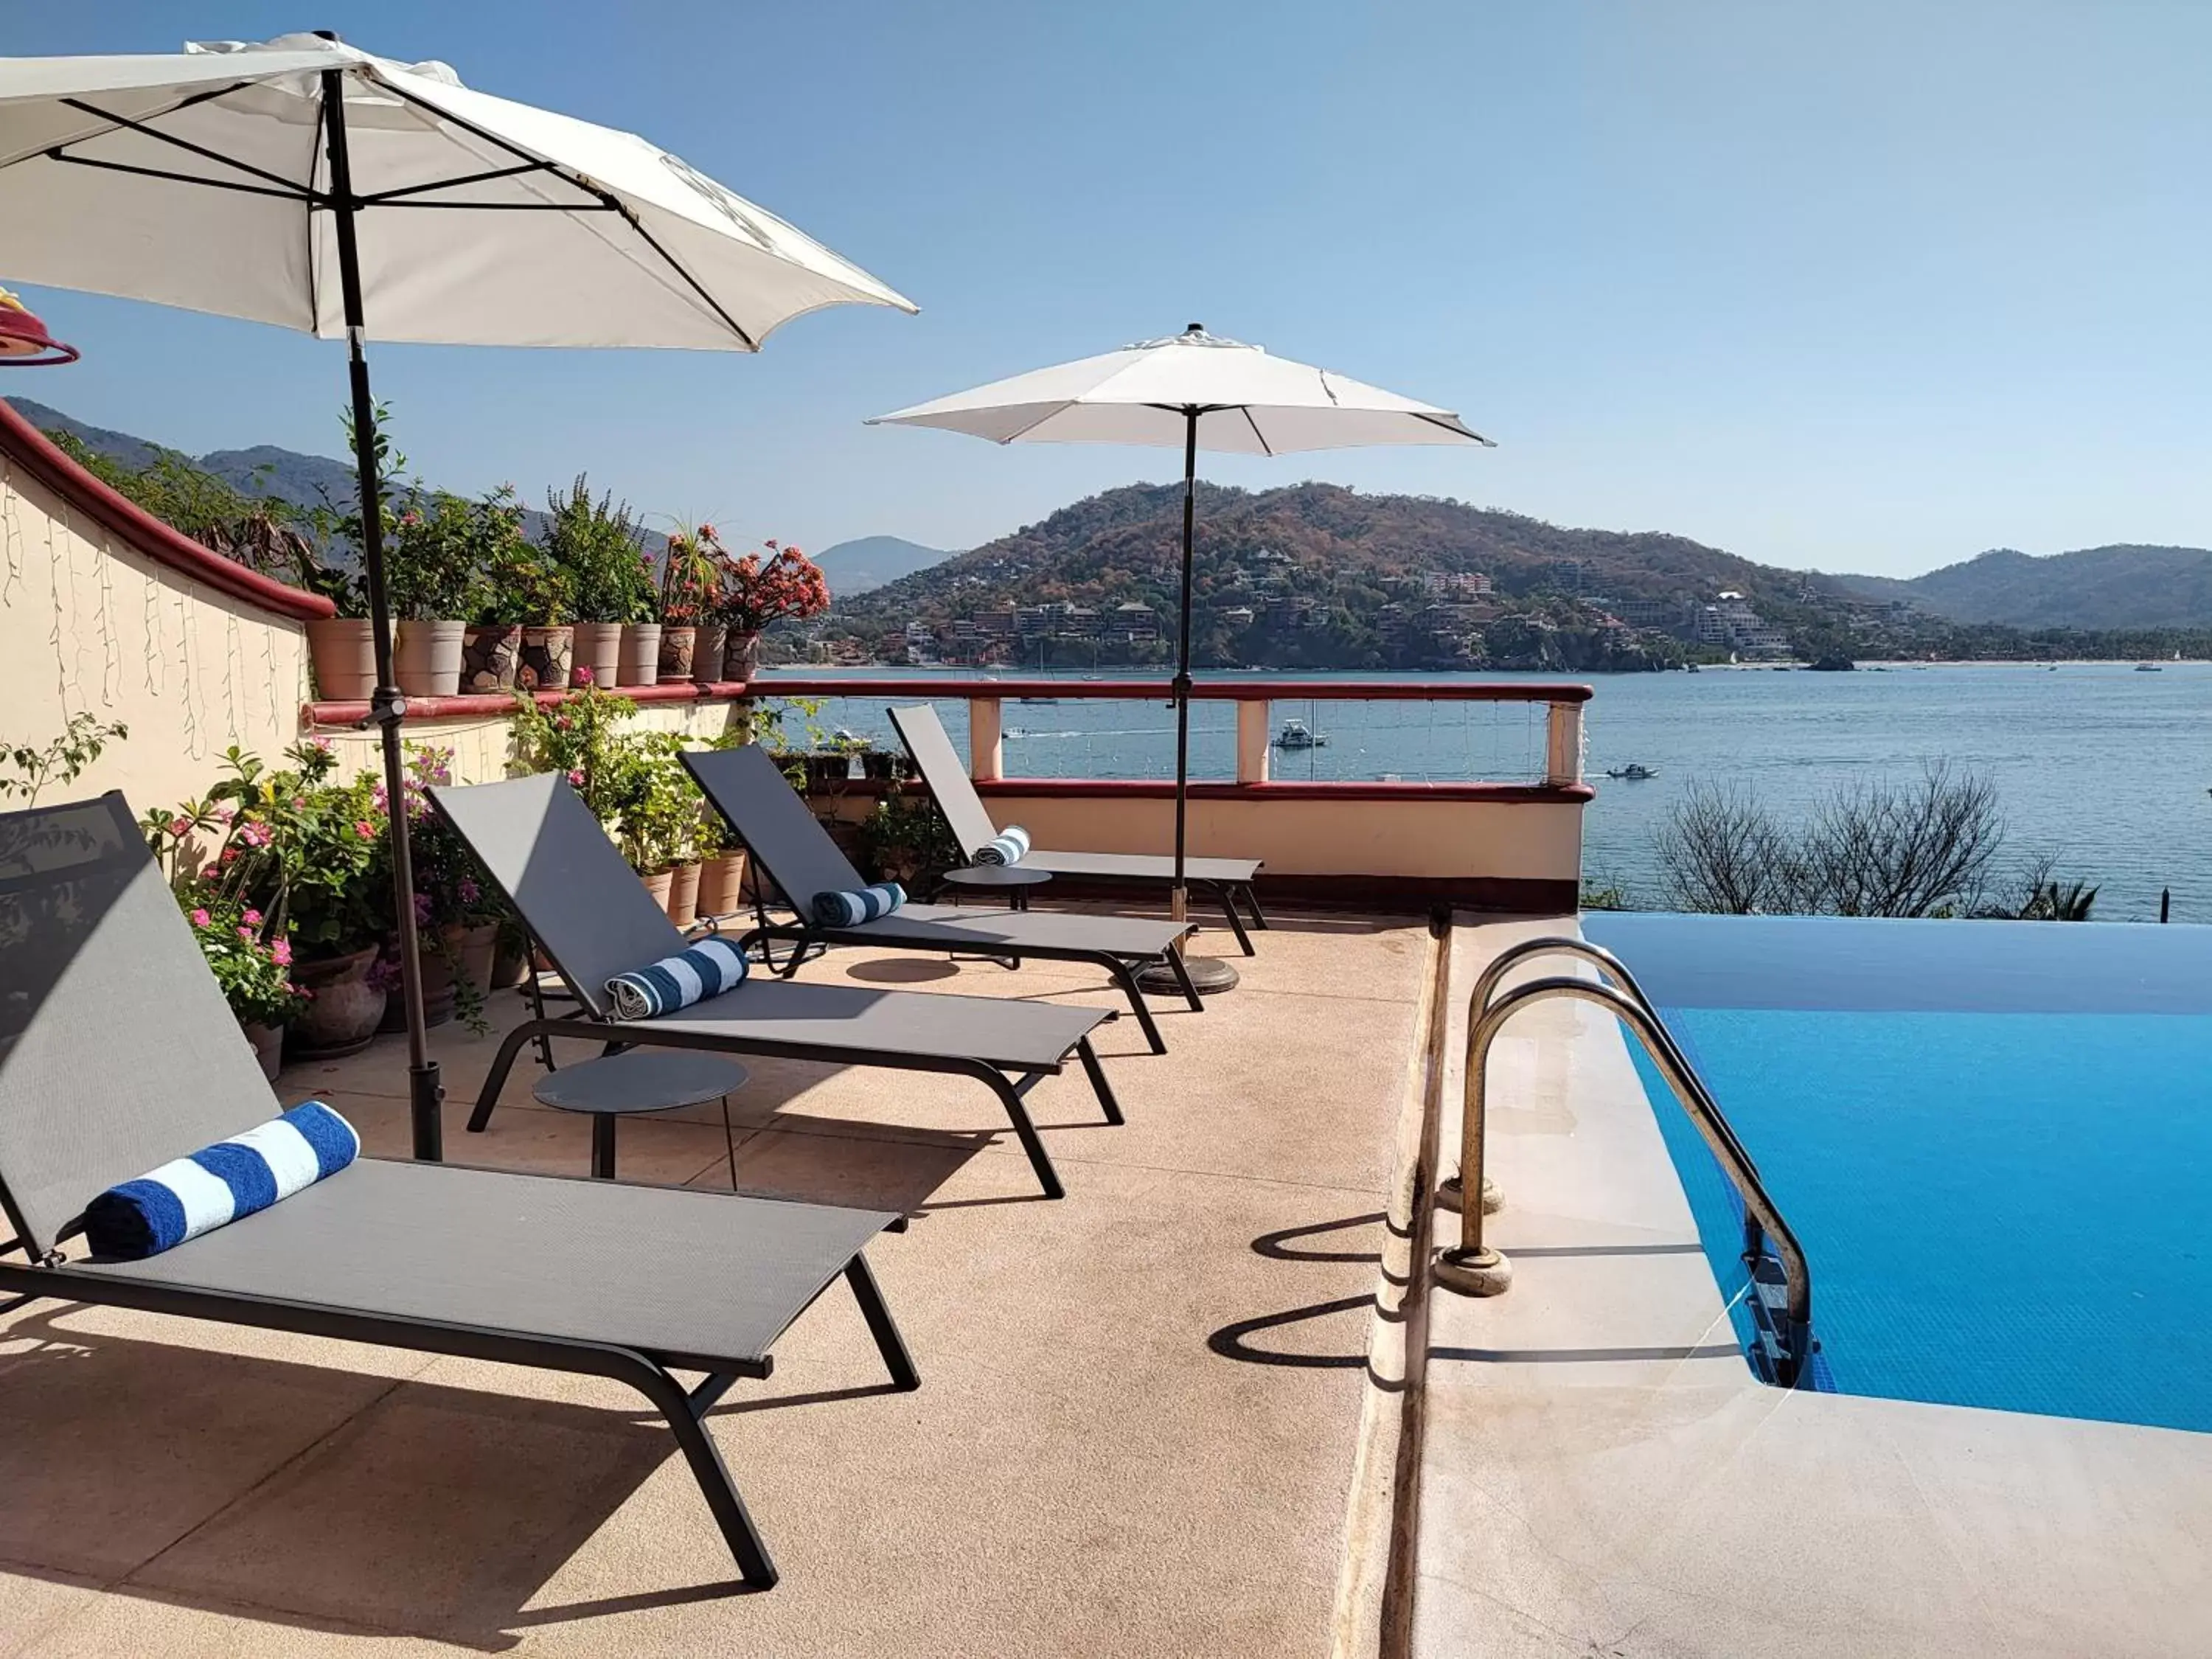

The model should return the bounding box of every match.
[431,775,1124,1200]
[887,703,1269,955]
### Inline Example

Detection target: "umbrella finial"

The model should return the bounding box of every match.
[1186,322,1204,335]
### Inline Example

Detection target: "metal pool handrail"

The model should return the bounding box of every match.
[1435,937,1815,1388]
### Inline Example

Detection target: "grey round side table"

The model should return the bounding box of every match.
[939,863,1054,911]
[532,1051,749,1183]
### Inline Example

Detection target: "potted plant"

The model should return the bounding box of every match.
[695,819,751,919]
[384,488,495,698]
[656,521,721,682]
[460,487,549,694]
[855,782,964,891]
[712,540,829,681]
[183,895,305,1079]
[371,745,504,1033]
[542,475,653,689]
[608,733,707,919]
[509,675,641,824]
[298,405,383,699]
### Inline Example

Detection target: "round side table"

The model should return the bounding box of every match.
[939,863,1054,911]
[532,1051,749,1183]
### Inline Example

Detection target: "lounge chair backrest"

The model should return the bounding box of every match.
[0,793,280,1256]
[886,704,998,858]
[428,773,684,1020]
[681,745,866,911]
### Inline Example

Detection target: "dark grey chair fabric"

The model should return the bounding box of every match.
[681,745,1198,1054]
[886,703,1269,955]
[0,793,915,1588]
[428,774,1124,1197]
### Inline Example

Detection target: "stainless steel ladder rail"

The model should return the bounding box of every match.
[1435,936,1815,1388]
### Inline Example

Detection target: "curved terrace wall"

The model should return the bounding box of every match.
[0,395,330,815]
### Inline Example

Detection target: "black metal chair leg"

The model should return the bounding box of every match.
[969,1065,1065,1197]
[526,973,557,1071]
[1075,1036,1124,1125]
[468,1022,540,1132]
[591,1115,617,1180]
[1240,885,1270,931]
[1208,883,1256,956]
[1106,959,1169,1054]
[1166,947,1204,1012]
[844,1254,920,1390]
[623,1355,779,1587]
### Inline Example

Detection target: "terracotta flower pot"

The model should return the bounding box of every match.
[658,625,698,681]
[723,629,762,681]
[697,849,751,918]
[804,754,852,793]
[665,860,701,928]
[394,619,466,697]
[305,617,378,700]
[379,922,498,1033]
[490,931,533,990]
[287,945,385,1059]
[618,622,663,686]
[570,621,623,689]
[518,625,573,692]
[462,624,521,694]
[692,623,728,686]
[640,866,675,910]
[240,1019,285,1083]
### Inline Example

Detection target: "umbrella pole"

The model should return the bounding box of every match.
[1138,405,1237,995]
[324,67,443,1160]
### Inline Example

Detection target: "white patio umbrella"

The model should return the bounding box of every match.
[0,32,914,1155]
[869,325,1492,991]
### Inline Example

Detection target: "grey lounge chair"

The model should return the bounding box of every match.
[0,792,914,1590]
[429,773,1122,1199]
[682,745,1201,1055]
[888,703,1267,956]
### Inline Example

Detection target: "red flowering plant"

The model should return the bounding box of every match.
[658,521,725,626]
[709,540,830,634]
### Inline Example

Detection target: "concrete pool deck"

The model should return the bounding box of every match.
[1410,917,2212,1659]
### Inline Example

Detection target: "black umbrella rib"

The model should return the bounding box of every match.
[56,96,315,198]
[356,160,574,204]
[42,150,315,202]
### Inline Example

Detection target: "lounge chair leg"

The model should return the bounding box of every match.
[1075,1036,1124,1125]
[1166,947,1205,1013]
[1240,886,1270,931]
[526,975,557,1071]
[1107,959,1169,1054]
[468,1023,541,1133]
[845,1254,920,1390]
[969,1065,1065,1198]
[625,1356,779,1587]
[1208,883,1256,956]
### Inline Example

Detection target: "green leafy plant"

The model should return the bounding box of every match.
[185,893,305,1027]
[658,521,723,625]
[543,474,654,624]
[1,714,128,805]
[509,679,641,824]
[606,731,707,872]
[855,781,963,888]
[382,486,518,622]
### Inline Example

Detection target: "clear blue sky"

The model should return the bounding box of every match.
[10,1,2211,576]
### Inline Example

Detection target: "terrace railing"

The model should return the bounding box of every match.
[1435,935,1815,1389]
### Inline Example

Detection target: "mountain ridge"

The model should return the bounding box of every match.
[1832,543,2212,629]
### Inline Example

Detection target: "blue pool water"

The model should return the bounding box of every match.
[1582,914,2212,1433]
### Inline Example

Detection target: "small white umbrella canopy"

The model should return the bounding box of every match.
[0,32,914,1160]
[0,33,914,347]
[869,327,1492,990]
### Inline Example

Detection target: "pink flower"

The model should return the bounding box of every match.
[271,939,293,967]
[243,908,262,927]
[573,665,594,686]
[309,737,333,754]
[237,925,256,942]
[201,862,222,879]
[413,893,434,923]
[190,907,211,928]
[292,795,305,809]
[457,877,480,904]
[566,768,585,787]
[355,820,377,840]
[167,815,192,836]
[213,804,236,824]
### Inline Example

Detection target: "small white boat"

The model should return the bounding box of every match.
[1605,762,1660,780]
[1272,717,1326,750]
[2136,661,2164,672]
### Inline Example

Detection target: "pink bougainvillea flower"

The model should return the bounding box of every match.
[237,925,256,941]
[190,907,211,928]
[271,939,293,967]
[566,768,586,786]
[243,908,262,927]
[573,665,594,685]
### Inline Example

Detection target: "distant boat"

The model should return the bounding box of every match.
[1273,717,1326,750]
[2136,661,2164,672]
[1604,762,1660,780]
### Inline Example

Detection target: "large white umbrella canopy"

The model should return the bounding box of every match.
[869,324,1484,451]
[0,33,914,346]
[870,327,1491,991]
[0,32,914,1159]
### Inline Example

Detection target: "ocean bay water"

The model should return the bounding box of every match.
[759,664,2212,922]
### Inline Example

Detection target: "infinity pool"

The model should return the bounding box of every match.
[1582,914,2212,1433]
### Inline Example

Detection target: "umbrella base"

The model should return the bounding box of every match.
[1137,954,1239,995]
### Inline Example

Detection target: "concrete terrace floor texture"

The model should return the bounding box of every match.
[0,913,1429,1657]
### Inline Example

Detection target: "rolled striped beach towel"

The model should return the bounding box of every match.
[971,825,1031,867]
[83,1101,361,1260]
[813,881,906,928]
[605,936,749,1020]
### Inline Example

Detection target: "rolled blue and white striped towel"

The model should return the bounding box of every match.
[813,881,906,928]
[605,936,749,1020]
[83,1101,361,1259]
[971,825,1031,866]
